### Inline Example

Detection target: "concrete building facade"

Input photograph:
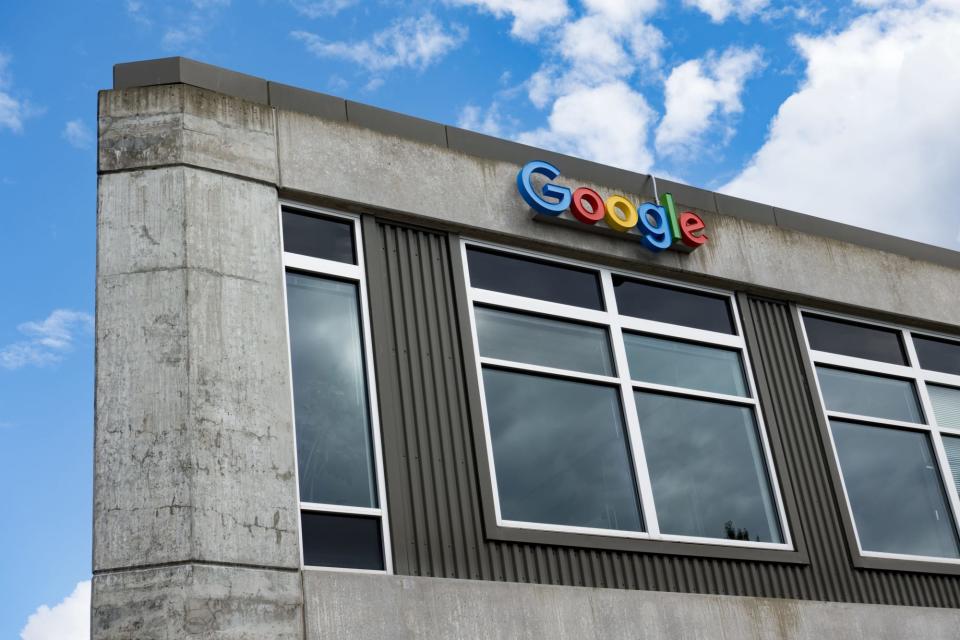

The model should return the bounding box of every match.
[93,57,960,639]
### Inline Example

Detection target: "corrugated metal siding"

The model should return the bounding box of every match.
[363,219,960,607]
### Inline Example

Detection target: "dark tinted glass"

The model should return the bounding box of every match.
[282,209,356,264]
[634,392,782,543]
[914,334,960,376]
[301,512,384,570]
[466,247,603,310]
[612,276,735,334]
[803,314,906,365]
[831,421,959,558]
[286,273,377,508]
[483,368,643,531]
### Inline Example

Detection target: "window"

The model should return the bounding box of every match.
[462,242,790,549]
[281,204,390,572]
[801,311,960,563]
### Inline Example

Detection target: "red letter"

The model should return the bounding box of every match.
[570,187,605,224]
[679,212,708,248]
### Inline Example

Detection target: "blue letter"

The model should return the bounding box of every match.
[637,203,672,252]
[517,160,571,216]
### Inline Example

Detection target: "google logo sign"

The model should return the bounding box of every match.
[517,160,708,253]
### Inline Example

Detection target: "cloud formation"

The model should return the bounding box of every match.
[159,0,231,52]
[446,0,570,40]
[656,46,763,157]
[0,309,93,370]
[293,14,467,73]
[519,81,656,172]
[289,0,357,18]
[0,53,30,133]
[20,580,90,640]
[62,119,93,149]
[722,0,960,247]
[683,0,770,22]
[506,1,665,172]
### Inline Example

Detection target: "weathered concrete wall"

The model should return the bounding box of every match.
[276,108,960,329]
[94,88,302,637]
[303,570,960,640]
[93,564,302,639]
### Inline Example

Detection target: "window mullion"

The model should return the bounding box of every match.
[911,328,960,534]
[602,270,660,536]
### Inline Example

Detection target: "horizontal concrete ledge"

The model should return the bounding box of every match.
[303,570,960,640]
[110,56,960,269]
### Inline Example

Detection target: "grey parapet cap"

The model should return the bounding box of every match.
[112,56,960,270]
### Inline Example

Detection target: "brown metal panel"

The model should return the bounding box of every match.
[364,218,960,608]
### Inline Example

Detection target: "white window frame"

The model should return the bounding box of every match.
[460,238,793,551]
[798,306,960,566]
[279,200,393,574]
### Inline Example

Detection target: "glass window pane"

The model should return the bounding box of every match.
[914,334,960,376]
[943,435,960,497]
[803,314,906,365]
[816,366,923,423]
[929,384,960,429]
[466,246,604,310]
[301,512,384,570]
[634,392,782,543]
[482,368,643,531]
[475,306,613,376]
[612,276,735,334]
[286,272,377,508]
[624,333,747,396]
[831,420,959,558]
[282,209,356,264]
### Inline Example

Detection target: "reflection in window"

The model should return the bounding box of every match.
[286,272,377,508]
[914,334,960,377]
[467,246,604,310]
[613,276,735,334]
[301,512,384,570]
[832,421,959,558]
[634,392,782,543]
[282,209,356,264]
[816,366,923,423]
[624,334,747,396]
[483,368,643,532]
[476,307,613,376]
[803,314,907,365]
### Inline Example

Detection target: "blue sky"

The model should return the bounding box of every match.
[2,0,960,637]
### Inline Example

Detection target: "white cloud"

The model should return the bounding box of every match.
[159,0,231,52]
[125,0,151,26]
[656,46,763,156]
[458,102,519,137]
[62,119,93,149]
[722,0,960,247]
[445,0,570,41]
[290,0,357,18]
[293,14,467,72]
[162,22,205,51]
[519,82,656,171]
[0,53,27,134]
[20,580,90,640]
[503,1,665,172]
[684,0,770,22]
[0,309,93,370]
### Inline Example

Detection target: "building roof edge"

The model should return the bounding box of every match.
[110,56,960,269]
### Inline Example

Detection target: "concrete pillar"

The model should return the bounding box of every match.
[92,85,303,638]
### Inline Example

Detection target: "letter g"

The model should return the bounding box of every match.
[517,160,572,216]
